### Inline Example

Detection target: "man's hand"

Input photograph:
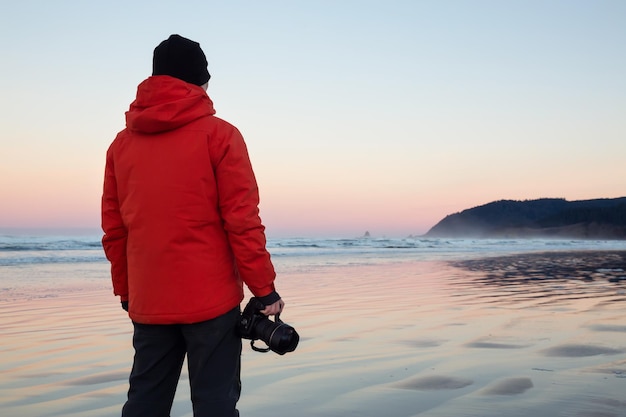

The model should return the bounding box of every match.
[260,298,284,316]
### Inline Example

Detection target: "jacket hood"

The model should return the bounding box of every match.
[125,76,216,134]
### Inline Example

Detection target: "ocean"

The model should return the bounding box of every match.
[4,231,626,267]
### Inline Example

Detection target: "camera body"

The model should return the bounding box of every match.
[238,297,299,355]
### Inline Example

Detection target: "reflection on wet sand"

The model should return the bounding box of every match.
[542,344,624,357]
[393,375,474,390]
[450,251,626,284]
[1,252,626,416]
[480,377,534,395]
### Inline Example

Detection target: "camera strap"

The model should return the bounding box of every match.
[250,340,271,353]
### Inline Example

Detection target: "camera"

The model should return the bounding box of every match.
[238,297,299,355]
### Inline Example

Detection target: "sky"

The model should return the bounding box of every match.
[1,1,624,237]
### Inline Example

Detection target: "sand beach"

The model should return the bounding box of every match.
[1,250,626,417]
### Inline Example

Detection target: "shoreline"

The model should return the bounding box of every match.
[450,250,626,283]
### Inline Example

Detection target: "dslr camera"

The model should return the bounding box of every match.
[238,297,299,355]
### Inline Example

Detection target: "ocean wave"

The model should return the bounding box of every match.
[0,254,108,267]
[2,234,626,266]
[0,237,102,252]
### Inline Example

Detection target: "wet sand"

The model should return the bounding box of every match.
[1,251,625,416]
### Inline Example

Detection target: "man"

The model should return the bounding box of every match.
[102,34,283,417]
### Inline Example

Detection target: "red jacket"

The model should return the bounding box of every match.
[102,76,277,324]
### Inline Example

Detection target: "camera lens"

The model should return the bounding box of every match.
[254,317,299,355]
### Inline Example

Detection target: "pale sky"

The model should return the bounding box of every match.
[1,0,624,237]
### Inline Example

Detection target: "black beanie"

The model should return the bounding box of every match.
[152,34,211,86]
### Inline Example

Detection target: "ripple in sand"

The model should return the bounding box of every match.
[481,377,533,395]
[466,341,529,349]
[541,344,624,357]
[588,396,626,409]
[63,371,129,385]
[588,324,626,333]
[401,338,445,348]
[392,375,473,390]
[586,359,626,378]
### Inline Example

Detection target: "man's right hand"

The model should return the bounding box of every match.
[261,299,284,316]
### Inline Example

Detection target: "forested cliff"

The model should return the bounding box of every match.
[426,198,626,239]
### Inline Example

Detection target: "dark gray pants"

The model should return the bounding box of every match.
[121,307,241,417]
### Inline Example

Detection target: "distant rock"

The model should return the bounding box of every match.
[425,197,626,240]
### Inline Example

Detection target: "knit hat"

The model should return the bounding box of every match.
[152,34,211,86]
